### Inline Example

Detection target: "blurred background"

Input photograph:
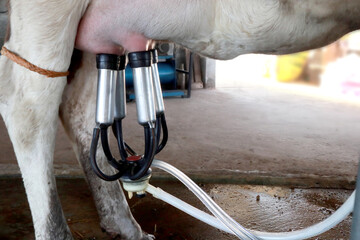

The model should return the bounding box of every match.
[216,31,360,100]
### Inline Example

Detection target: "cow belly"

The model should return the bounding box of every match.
[75,0,360,60]
[75,1,151,55]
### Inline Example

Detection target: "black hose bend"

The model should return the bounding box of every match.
[155,115,162,150]
[89,128,126,181]
[156,113,168,154]
[130,126,157,180]
[100,127,123,170]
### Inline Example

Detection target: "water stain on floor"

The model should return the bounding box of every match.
[0,178,353,240]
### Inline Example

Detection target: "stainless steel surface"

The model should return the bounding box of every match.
[95,69,117,125]
[350,160,360,240]
[114,70,126,119]
[151,63,165,114]
[133,67,156,125]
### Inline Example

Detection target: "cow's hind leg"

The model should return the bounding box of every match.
[60,52,154,240]
[0,1,89,239]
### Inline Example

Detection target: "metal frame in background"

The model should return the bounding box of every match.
[350,158,360,239]
[175,51,193,98]
[127,47,194,100]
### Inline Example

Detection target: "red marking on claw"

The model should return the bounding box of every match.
[126,155,142,162]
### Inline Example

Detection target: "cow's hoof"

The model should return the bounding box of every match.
[108,233,155,240]
[102,228,155,240]
[142,233,155,240]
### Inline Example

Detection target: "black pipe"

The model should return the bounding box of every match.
[155,115,162,149]
[130,127,156,180]
[156,113,168,154]
[112,119,128,161]
[187,52,194,98]
[124,142,137,156]
[89,128,126,181]
[144,126,151,157]
[100,127,124,170]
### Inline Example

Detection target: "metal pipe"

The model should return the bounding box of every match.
[150,49,168,154]
[187,52,194,98]
[129,51,156,126]
[114,56,127,120]
[132,67,156,125]
[151,49,165,114]
[351,158,360,240]
[95,54,120,125]
[124,50,158,180]
[95,69,117,125]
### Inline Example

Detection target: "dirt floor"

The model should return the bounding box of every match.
[0,178,353,240]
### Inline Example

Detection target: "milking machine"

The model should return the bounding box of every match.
[125,44,193,99]
[89,50,358,240]
[89,49,168,183]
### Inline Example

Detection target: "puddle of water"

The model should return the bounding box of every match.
[202,184,352,239]
[0,178,353,240]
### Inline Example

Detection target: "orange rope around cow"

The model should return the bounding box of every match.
[0,46,69,78]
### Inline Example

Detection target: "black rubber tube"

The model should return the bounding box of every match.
[89,128,125,181]
[124,142,137,156]
[156,113,168,154]
[155,115,161,149]
[130,127,156,180]
[100,127,123,170]
[110,119,156,180]
[112,119,137,157]
[112,119,128,161]
[144,126,150,157]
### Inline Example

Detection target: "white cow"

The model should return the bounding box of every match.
[0,0,359,239]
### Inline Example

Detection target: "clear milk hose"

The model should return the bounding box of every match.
[148,160,355,240]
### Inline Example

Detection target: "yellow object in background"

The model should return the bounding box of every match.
[276,52,309,82]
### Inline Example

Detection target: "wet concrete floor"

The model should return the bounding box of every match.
[0,178,353,240]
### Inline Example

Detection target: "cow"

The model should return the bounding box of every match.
[0,0,359,239]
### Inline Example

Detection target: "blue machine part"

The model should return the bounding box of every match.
[128,90,185,100]
[126,54,190,99]
[125,56,176,88]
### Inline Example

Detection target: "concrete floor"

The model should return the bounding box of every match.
[1,80,359,239]
[1,80,359,188]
